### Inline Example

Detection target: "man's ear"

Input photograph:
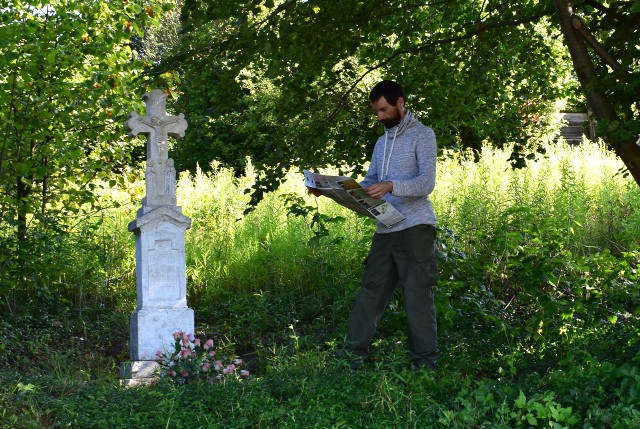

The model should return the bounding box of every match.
[397,97,405,109]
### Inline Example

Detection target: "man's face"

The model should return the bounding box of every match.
[371,96,404,128]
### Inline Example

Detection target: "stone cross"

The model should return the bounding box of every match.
[126,89,188,211]
[120,90,194,386]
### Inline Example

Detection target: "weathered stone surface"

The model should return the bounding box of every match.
[130,307,194,361]
[120,360,160,379]
[128,206,191,309]
[126,89,188,213]
[119,361,161,387]
[121,90,194,380]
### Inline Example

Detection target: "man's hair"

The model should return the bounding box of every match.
[369,80,406,105]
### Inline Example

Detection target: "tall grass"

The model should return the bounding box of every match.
[174,160,374,352]
[435,141,640,257]
[178,160,373,304]
[48,139,636,314]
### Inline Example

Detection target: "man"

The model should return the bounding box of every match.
[345,80,439,370]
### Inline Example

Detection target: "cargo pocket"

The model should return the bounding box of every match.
[413,226,438,285]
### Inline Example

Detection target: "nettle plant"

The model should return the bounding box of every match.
[156,331,249,384]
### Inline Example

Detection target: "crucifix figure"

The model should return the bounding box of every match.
[126,89,188,210]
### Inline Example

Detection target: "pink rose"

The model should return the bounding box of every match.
[204,339,214,350]
[240,370,250,377]
[208,350,216,357]
[180,348,192,358]
[233,358,243,366]
[173,331,182,340]
[180,370,189,377]
[155,350,164,359]
[194,339,201,347]
[187,333,195,342]
[182,338,189,347]
[202,362,211,371]
[169,369,176,377]
[214,360,223,371]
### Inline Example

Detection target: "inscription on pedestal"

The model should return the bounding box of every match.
[147,239,180,303]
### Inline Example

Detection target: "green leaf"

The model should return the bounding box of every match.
[13,162,31,177]
[16,383,36,393]
[515,391,527,409]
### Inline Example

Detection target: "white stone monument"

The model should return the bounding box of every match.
[120,89,194,384]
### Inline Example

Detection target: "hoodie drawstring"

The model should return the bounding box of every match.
[382,127,399,181]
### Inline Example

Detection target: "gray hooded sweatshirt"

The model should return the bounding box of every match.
[360,110,437,234]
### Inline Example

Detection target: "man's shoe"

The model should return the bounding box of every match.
[335,349,367,370]
[412,361,437,373]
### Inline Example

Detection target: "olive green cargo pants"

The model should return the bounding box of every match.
[346,224,439,367]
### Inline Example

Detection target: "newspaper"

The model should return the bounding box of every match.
[304,170,405,228]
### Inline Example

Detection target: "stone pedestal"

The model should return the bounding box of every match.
[119,361,160,387]
[120,205,193,384]
[128,206,191,315]
[129,307,194,361]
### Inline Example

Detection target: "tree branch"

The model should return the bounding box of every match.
[325,11,550,124]
[256,0,297,32]
[570,12,622,71]
[553,0,616,119]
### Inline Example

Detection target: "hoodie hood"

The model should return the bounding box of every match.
[385,109,417,136]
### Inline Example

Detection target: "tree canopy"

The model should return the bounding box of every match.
[156,0,634,205]
[0,0,174,294]
[2,0,638,234]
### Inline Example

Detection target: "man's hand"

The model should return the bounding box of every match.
[364,181,393,199]
[307,187,323,197]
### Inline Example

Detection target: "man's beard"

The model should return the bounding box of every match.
[380,107,402,128]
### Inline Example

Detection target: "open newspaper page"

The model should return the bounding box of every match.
[304,170,405,228]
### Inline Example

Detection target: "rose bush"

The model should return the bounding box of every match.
[156,331,249,384]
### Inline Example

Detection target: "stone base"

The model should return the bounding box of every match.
[119,360,160,387]
[130,307,194,361]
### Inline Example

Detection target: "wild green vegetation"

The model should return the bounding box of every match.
[1,1,639,427]
[170,0,640,203]
[1,140,639,428]
[0,0,170,306]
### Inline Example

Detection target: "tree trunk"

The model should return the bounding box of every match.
[17,176,28,242]
[553,0,640,185]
